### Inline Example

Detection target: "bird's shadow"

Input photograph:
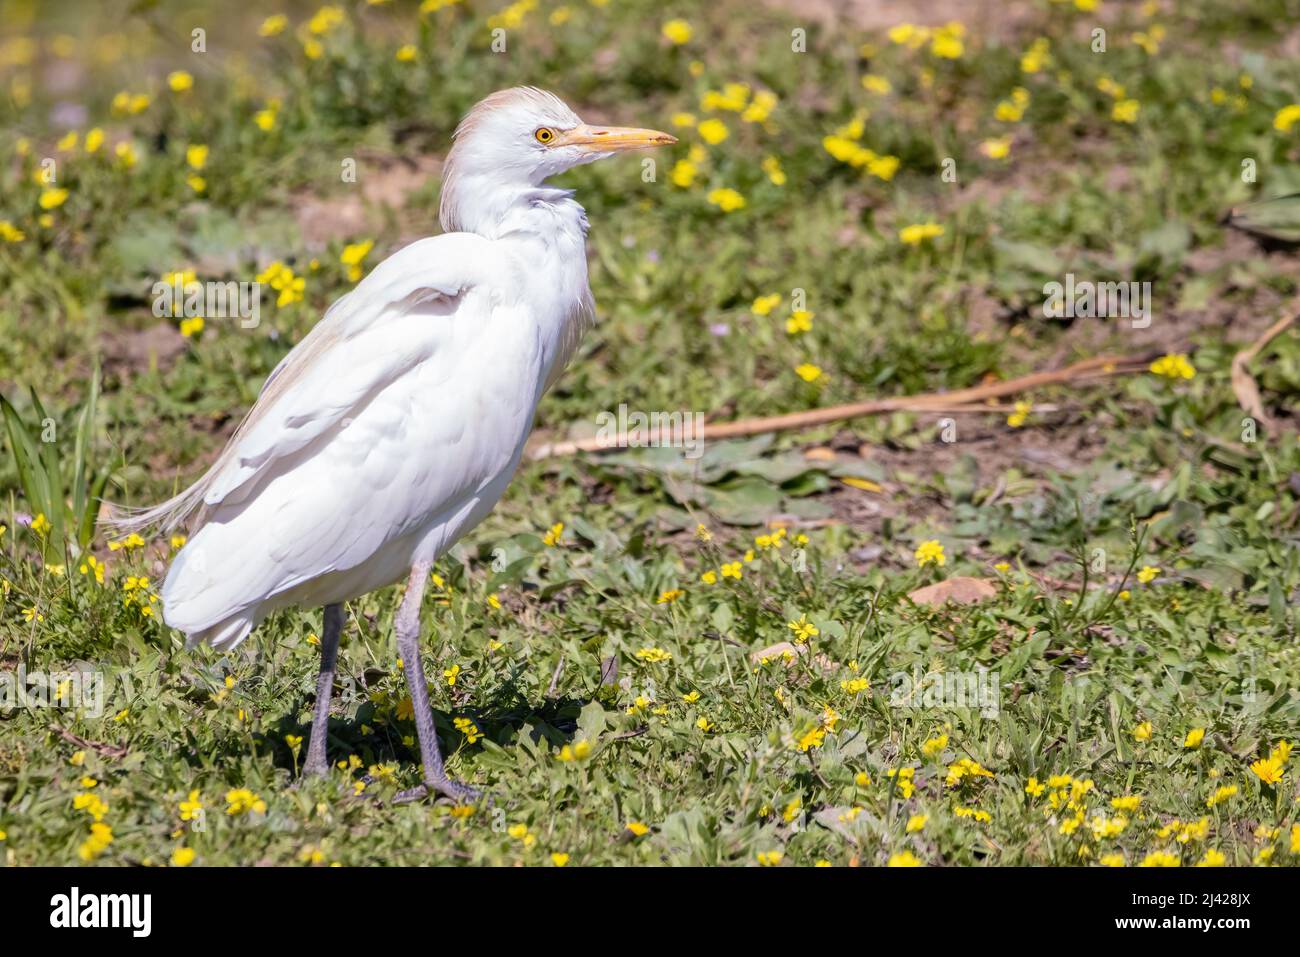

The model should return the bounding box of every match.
[249,670,601,781]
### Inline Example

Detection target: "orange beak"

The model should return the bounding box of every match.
[556,124,677,152]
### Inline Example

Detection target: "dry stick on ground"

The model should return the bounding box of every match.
[528,352,1160,460]
[1230,309,1298,432]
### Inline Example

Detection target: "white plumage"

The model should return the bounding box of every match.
[116,88,671,651]
[111,88,674,798]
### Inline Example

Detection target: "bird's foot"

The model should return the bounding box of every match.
[391,777,483,806]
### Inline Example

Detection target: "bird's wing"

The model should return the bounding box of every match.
[116,233,505,533]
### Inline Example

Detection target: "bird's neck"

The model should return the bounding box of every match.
[440,173,590,243]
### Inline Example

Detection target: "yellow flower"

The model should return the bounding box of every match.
[550,852,569,866]
[914,539,946,567]
[887,850,923,867]
[700,569,717,585]
[661,19,692,44]
[762,155,787,186]
[77,822,114,861]
[1112,98,1140,124]
[557,739,590,762]
[1133,722,1153,742]
[898,222,944,245]
[670,112,696,128]
[625,821,649,837]
[785,310,814,335]
[1195,849,1226,867]
[542,521,564,546]
[395,44,417,62]
[930,29,963,59]
[186,144,209,170]
[1250,756,1285,785]
[56,130,78,152]
[167,70,193,92]
[668,159,696,188]
[179,790,203,821]
[787,615,819,643]
[1139,850,1180,867]
[443,664,461,686]
[170,846,196,866]
[1020,37,1051,73]
[115,141,138,167]
[1136,565,1159,584]
[308,5,346,34]
[656,589,683,604]
[751,293,781,316]
[453,717,482,744]
[794,363,823,382]
[979,136,1012,160]
[0,221,24,242]
[741,90,777,124]
[1006,400,1032,428]
[922,734,948,757]
[1111,795,1142,813]
[635,646,672,663]
[1097,76,1126,100]
[225,788,266,815]
[720,561,742,580]
[507,823,536,847]
[1149,353,1195,379]
[1025,777,1046,797]
[905,813,927,833]
[756,850,783,866]
[1274,104,1300,133]
[259,14,288,37]
[707,188,745,212]
[862,74,891,95]
[78,555,106,585]
[1099,852,1125,867]
[340,239,374,282]
[696,118,729,145]
[39,187,69,210]
[995,95,1027,122]
[1184,727,1205,749]
[254,108,277,132]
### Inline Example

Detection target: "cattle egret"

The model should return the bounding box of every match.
[111,88,675,802]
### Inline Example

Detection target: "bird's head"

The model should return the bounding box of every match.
[439,87,675,234]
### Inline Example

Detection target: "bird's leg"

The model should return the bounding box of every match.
[303,603,342,777]
[392,561,481,805]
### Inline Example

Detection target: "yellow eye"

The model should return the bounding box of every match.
[534,127,555,144]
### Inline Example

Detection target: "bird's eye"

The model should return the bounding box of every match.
[534,127,555,144]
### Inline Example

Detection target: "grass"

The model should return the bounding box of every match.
[1,0,1299,867]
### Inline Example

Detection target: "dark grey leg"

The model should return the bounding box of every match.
[392,561,480,804]
[303,603,342,777]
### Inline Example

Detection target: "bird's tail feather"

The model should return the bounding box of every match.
[100,482,207,536]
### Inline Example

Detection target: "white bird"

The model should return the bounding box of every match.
[111,88,674,802]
